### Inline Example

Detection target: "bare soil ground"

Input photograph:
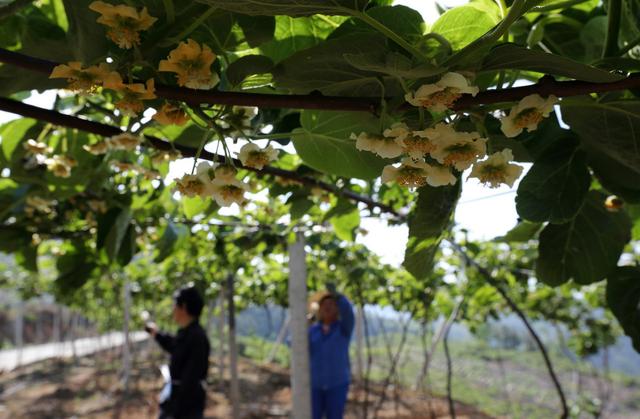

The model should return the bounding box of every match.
[0,343,492,419]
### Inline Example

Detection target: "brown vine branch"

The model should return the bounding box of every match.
[2,48,640,113]
[0,97,401,217]
[451,242,570,419]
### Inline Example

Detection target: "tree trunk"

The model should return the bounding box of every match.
[14,297,23,367]
[355,305,364,383]
[122,279,132,391]
[227,274,241,419]
[206,299,217,340]
[288,232,312,419]
[217,286,226,380]
[443,321,456,419]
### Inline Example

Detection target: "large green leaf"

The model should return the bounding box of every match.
[516,139,591,223]
[225,55,274,86]
[291,110,388,180]
[326,199,360,241]
[343,51,444,79]
[260,15,346,63]
[445,0,544,67]
[329,5,425,44]
[196,0,368,16]
[155,220,189,263]
[482,44,624,82]
[606,266,640,352]
[0,7,71,96]
[63,0,110,63]
[536,191,632,286]
[0,118,38,166]
[404,184,461,280]
[432,3,500,51]
[236,14,276,47]
[494,221,543,243]
[562,99,640,201]
[272,33,401,96]
[55,242,96,295]
[97,207,132,263]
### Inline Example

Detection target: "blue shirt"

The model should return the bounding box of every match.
[308,295,355,389]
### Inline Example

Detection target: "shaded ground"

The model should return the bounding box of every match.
[0,342,491,419]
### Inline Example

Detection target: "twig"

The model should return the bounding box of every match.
[450,241,570,419]
[0,96,401,218]
[443,317,456,419]
[1,48,640,114]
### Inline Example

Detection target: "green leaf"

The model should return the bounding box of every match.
[326,199,360,241]
[196,0,368,16]
[536,191,632,286]
[272,33,401,96]
[606,266,640,352]
[562,99,640,201]
[444,0,548,67]
[404,184,461,279]
[0,226,30,253]
[291,110,388,180]
[55,243,96,295]
[116,224,137,266]
[343,51,443,79]
[226,55,274,86]
[63,0,111,63]
[494,221,543,242]
[481,44,625,82]
[289,197,314,219]
[236,14,275,47]
[182,195,211,219]
[260,15,346,63]
[330,5,425,43]
[155,220,189,263]
[432,4,501,51]
[0,118,38,165]
[516,138,591,223]
[97,207,132,263]
[15,245,38,272]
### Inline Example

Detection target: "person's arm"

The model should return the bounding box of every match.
[154,331,176,354]
[174,334,208,413]
[337,294,355,338]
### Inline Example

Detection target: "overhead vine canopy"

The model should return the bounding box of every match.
[0,0,639,351]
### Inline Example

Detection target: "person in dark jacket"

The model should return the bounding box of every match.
[146,286,210,419]
[308,285,355,419]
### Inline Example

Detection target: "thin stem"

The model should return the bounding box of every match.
[423,33,452,56]
[2,48,640,113]
[450,241,570,419]
[162,0,175,24]
[602,0,622,57]
[351,10,429,62]
[191,130,211,174]
[443,320,456,419]
[0,97,402,218]
[159,7,218,47]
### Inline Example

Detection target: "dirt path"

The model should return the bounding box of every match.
[0,344,492,419]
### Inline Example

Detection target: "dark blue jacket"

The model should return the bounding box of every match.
[309,295,355,389]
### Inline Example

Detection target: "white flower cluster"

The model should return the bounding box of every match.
[175,162,250,207]
[237,143,279,170]
[25,196,57,217]
[83,133,142,155]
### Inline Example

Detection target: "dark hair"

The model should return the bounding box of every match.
[319,294,337,305]
[174,286,204,317]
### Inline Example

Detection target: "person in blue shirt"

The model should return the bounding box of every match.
[308,285,355,419]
